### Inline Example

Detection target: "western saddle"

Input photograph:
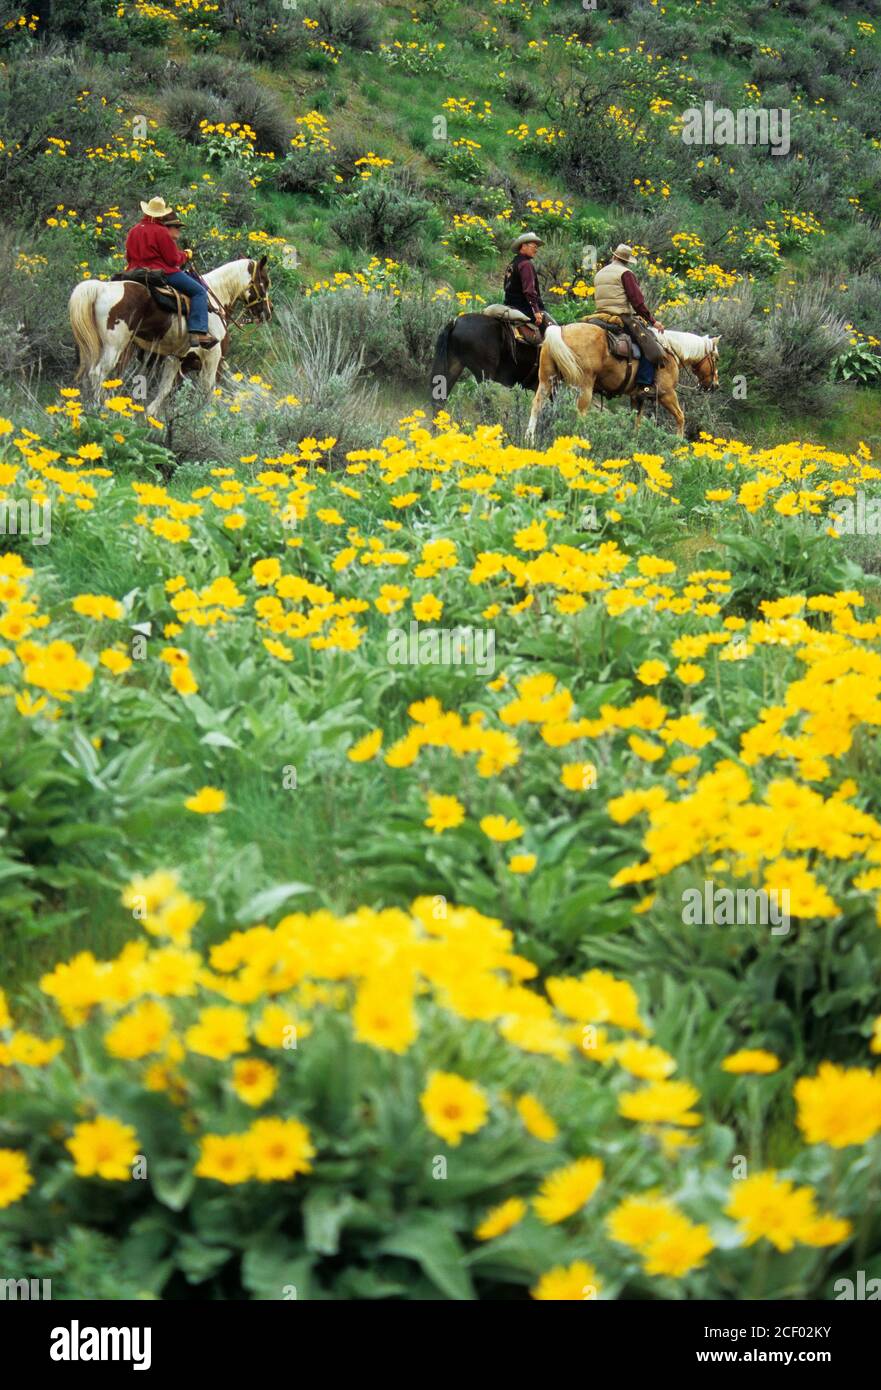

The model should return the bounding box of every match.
[580,312,642,362]
[482,303,543,346]
[111,269,190,324]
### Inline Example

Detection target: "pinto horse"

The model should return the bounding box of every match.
[69,256,272,417]
[429,313,540,411]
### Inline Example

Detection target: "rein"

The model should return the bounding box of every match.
[226,268,270,328]
[195,262,270,329]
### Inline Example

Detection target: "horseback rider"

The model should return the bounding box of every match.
[593,243,665,394]
[503,232,557,342]
[125,196,218,350]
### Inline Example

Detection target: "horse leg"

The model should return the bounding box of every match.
[440,356,466,403]
[576,381,594,416]
[197,345,222,398]
[658,389,685,436]
[89,328,132,402]
[146,357,183,419]
[526,356,555,441]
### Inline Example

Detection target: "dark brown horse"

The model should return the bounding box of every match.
[429,314,539,412]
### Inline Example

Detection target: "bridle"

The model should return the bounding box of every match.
[227,265,272,328]
[199,263,272,330]
[688,350,719,391]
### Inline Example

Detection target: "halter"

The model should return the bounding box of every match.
[226,264,271,327]
[690,350,718,385]
[199,262,271,330]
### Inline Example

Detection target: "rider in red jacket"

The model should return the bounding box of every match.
[125,197,217,349]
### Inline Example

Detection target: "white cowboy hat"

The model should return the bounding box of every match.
[140,196,175,219]
[612,243,636,264]
[512,231,544,251]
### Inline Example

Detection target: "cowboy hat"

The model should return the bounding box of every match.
[140,196,175,219]
[612,243,636,264]
[512,231,544,251]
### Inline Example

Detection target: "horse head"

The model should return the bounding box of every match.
[243,254,273,324]
[693,335,721,391]
[207,256,273,324]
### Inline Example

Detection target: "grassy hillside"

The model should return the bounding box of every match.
[1,0,881,1305]
[2,0,881,445]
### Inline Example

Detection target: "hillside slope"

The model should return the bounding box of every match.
[2,0,881,444]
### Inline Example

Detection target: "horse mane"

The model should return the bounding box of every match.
[661,330,714,363]
[203,258,251,304]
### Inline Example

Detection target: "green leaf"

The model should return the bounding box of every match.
[303,1188,356,1255]
[235,881,316,923]
[150,1156,196,1213]
[241,1234,312,1300]
[175,1234,233,1285]
[378,1213,474,1301]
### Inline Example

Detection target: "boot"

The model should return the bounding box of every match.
[189,332,219,350]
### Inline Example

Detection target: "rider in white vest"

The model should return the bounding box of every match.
[594,244,665,391]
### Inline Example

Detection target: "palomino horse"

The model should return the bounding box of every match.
[527,323,686,439]
[627,330,721,427]
[69,256,272,417]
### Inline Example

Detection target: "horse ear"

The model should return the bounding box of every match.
[713,335,721,346]
[258,255,268,268]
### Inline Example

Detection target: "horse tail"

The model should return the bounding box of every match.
[429,318,456,410]
[69,281,103,383]
[542,324,582,385]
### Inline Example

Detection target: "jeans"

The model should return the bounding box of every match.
[635,355,655,386]
[164,270,209,333]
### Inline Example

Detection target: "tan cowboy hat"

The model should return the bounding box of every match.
[512,231,544,251]
[612,243,636,264]
[140,196,175,219]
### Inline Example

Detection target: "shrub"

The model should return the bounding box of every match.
[163,57,293,154]
[264,306,380,455]
[500,75,537,112]
[311,0,377,50]
[218,0,305,64]
[23,0,166,51]
[274,146,336,198]
[760,285,850,415]
[164,86,228,145]
[331,174,435,261]
[0,225,85,380]
[287,285,441,388]
[0,47,143,221]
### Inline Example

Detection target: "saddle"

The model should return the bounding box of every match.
[111,269,190,320]
[481,304,543,352]
[580,313,640,361]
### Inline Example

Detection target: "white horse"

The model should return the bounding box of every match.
[69,255,272,417]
